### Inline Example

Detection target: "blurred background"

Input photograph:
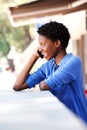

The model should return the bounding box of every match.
[0,0,87,94]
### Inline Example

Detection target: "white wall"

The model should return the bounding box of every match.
[36,11,86,53]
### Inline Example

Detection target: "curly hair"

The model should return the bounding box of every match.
[37,21,70,50]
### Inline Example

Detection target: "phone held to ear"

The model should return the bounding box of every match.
[37,50,44,58]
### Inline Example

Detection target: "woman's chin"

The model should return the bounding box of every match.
[45,56,52,60]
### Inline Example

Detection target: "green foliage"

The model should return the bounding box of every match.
[5,22,25,52]
[0,11,27,57]
[0,0,33,58]
[0,35,10,57]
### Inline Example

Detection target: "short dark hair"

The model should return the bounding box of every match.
[37,21,70,50]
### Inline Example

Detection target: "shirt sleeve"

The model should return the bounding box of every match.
[26,64,46,88]
[44,56,82,90]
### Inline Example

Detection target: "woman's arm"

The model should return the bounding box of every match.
[13,52,39,91]
[39,81,50,90]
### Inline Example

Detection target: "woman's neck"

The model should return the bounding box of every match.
[55,50,67,65]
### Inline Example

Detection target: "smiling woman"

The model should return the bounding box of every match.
[13,21,87,124]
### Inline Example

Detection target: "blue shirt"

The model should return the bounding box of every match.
[26,53,87,123]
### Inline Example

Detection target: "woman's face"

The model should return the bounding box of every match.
[38,35,59,60]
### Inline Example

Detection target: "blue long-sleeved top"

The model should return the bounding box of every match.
[26,53,87,124]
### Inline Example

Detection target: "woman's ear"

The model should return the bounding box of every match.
[55,40,61,48]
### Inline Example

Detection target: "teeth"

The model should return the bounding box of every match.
[43,53,46,55]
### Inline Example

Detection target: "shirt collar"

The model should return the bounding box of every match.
[58,53,73,67]
[52,53,73,67]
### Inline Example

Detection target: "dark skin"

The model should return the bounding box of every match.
[38,35,67,90]
[13,34,67,91]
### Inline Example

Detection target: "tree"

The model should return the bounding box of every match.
[0,1,33,58]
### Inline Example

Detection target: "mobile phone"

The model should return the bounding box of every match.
[37,50,44,58]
